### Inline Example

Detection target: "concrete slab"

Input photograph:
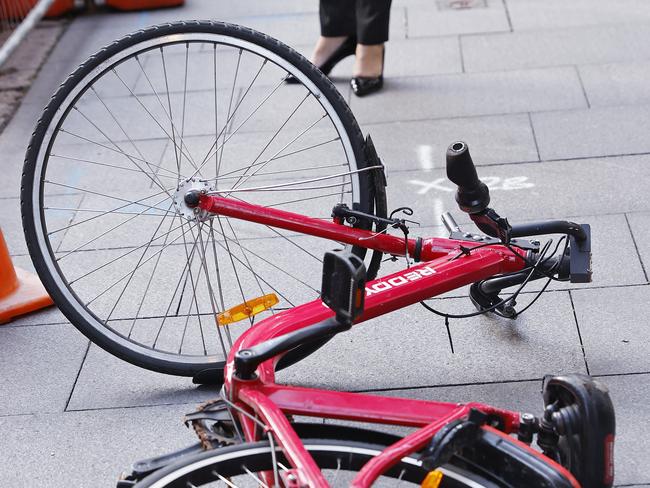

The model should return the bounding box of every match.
[66,344,218,410]
[626,212,650,280]
[364,113,538,171]
[0,404,198,487]
[405,0,510,38]
[277,291,586,391]
[462,23,650,73]
[0,324,87,415]
[506,0,650,31]
[572,286,650,376]
[349,67,586,125]
[597,372,650,485]
[532,104,650,161]
[523,213,647,292]
[385,155,650,228]
[385,36,462,77]
[579,60,650,107]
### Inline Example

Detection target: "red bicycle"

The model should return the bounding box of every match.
[117,143,615,487]
[21,21,593,381]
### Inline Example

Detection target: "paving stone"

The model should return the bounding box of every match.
[405,0,510,38]
[66,344,219,410]
[626,212,650,278]
[523,213,647,292]
[348,67,586,125]
[21,63,76,112]
[385,154,650,228]
[506,0,650,31]
[597,372,650,484]
[378,378,542,414]
[579,60,650,107]
[532,105,650,161]
[462,24,650,73]
[277,291,586,391]
[0,405,198,487]
[384,37,462,77]
[364,113,538,171]
[572,286,650,376]
[0,324,87,415]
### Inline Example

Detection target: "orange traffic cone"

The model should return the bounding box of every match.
[0,228,53,324]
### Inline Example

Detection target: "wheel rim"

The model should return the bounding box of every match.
[28,26,365,370]
[140,441,487,487]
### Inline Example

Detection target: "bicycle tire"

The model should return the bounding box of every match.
[133,438,494,487]
[21,21,386,377]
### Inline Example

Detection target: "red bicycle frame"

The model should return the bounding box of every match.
[197,193,579,487]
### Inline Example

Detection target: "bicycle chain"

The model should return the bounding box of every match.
[184,398,236,450]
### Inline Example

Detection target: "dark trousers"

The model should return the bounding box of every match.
[320,0,392,45]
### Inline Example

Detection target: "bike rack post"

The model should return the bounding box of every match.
[0,227,53,324]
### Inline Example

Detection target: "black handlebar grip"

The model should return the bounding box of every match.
[446,141,480,190]
[446,141,490,214]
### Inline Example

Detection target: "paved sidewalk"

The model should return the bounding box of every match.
[1,0,650,485]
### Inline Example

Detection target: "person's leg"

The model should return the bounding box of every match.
[354,0,392,77]
[312,0,356,67]
[355,0,392,45]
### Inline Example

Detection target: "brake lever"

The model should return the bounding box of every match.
[469,208,512,244]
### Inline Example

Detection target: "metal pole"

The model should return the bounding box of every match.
[0,0,57,67]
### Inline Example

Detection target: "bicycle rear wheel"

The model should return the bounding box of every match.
[133,438,490,488]
[21,21,385,377]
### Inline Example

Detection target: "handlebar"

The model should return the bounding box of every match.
[444,141,592,283]
[446,142,491,214]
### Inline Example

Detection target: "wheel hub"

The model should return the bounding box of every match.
[174,179,213,221]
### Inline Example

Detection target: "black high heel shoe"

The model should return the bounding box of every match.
[286,36,357,83]
[351,46,385,97]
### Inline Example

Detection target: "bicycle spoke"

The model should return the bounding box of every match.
[201,222,308,301]
[180,43,191,175]
[195,221,229,354]
[228,93,313,192]
[127,210,179,338]
[213,44,219,178]
[45,206,168,217]
[208,138,343,181]
[152,229,201,349]
[45,184,172,235]
[84,221,197,307]
[67,219,187,285]
[214,165,378,194]
[191,53,271,180]
[57,128,173,182]
[158,48,181,176]
[216,48,241,181]
[177,219,207,355]
[56,193,172,261]
[72,104,171,196]
[111,66,201,176]
[194,76,285,179]
[88,86,171,193]
[50,152,179,180]
[104,201,175,323]
[265,189,352,208]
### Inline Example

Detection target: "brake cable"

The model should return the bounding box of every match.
[420,240,554,353]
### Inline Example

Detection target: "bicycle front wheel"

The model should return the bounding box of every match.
[22,21,383,377]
